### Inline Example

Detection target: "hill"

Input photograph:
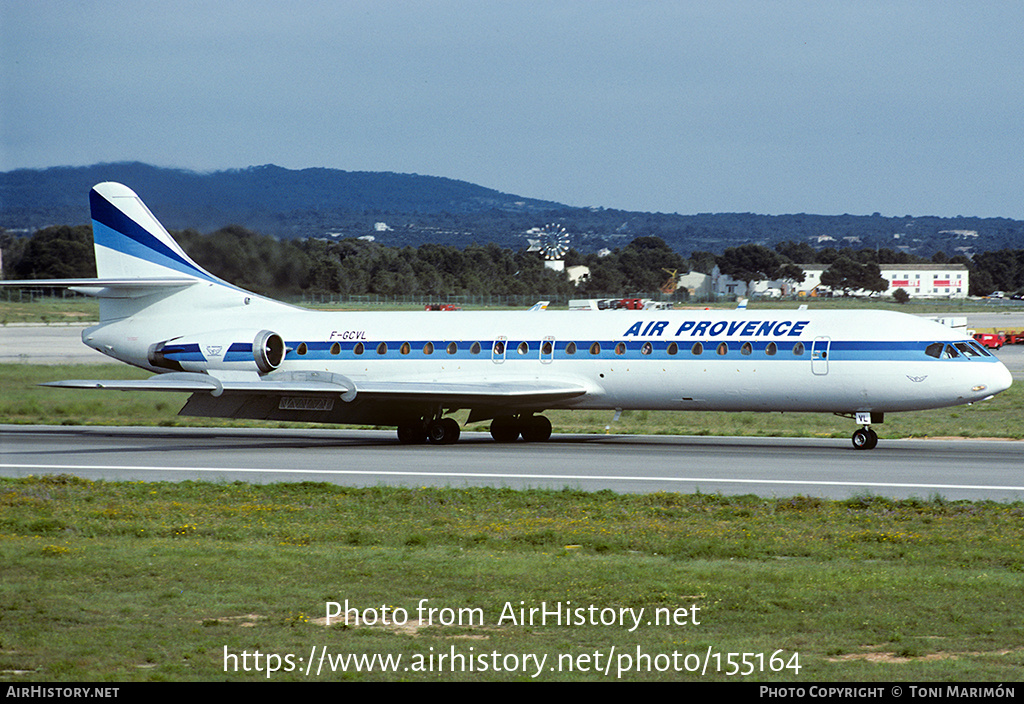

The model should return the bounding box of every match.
[3,163,1024,256]
[0,162,564,237]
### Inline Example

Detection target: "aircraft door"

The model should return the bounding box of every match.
[811,336,831,375]
[540,336,555,364]
[492,336,507,364]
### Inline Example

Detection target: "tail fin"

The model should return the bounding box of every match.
[2,183,273,324]
[90,182,220,283]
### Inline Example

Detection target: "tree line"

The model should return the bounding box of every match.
[3,225,1022,299]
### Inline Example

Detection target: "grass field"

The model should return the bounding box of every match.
[1,477,1022,681]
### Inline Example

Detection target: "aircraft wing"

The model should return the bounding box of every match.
[43,371,588,406]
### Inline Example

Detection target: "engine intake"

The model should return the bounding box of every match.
[253,329,285,373]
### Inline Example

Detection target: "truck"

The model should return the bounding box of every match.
[569,298,657,311]
[972,332,1006,349]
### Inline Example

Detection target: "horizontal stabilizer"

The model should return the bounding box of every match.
[0,277,199,301]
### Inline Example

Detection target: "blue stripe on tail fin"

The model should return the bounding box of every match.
[89,182,221,284]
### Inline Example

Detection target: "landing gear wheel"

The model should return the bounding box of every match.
[851,427,878,450]
[490,416,520,443]
[427,417,461,445]
[520,415,552,443]
[397,423,427,444]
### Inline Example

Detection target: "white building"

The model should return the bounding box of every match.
[677,270,712,298]
[565,265,590,286]
[705,263,969,300]
[710,266,798,299]
[795,263,969,299]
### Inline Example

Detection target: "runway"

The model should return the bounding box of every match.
[2,425,1022,501]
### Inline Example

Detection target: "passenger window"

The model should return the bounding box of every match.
[716,342,728,356]
[766,342,777,356]
[615,342,626,355]
[641,342,653,355]
[667,342,678,355]
[354,342,364,355]
[493,340,505,355]
[423,342,434,355]
[447,342,458,355]
[691,342,703,355]
[470,342,481,355]
[793,342,805,355]
[297,342,308,355]
[377,342,388,355]
[565,341,576,355]
[400,342,411,355]
[542,341,553,355]
[741,342,752,356]
[518,341,529,355]
[330,342,340,355]
[589,342,601,355]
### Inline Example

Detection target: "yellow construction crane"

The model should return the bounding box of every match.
[660,268,679,295]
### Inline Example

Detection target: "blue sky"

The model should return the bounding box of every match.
[3,1,1023,219]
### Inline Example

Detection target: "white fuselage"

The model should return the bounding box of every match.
[84,285,1013,417]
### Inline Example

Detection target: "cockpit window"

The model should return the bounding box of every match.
[954,342,980,357]
[944,344,959,358]
[925,343,944,359]
[968,341,992,357]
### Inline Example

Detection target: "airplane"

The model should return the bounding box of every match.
[1,182,1013,450]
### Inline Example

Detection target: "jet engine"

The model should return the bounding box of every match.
[149,329,286,374]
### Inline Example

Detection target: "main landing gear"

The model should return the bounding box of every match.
[397,416,461,445]
[848,411,882,450]
[396,413,552,445]
[489,414,552,443]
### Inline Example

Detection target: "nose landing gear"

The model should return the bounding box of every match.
[851,426,878,450]
[848,411,883,450]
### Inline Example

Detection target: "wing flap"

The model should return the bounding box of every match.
[351,380,587,405]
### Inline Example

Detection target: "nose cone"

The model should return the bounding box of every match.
[987,359,1014,397]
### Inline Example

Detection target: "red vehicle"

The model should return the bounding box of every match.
[1001,330,1024,345]
[973,332,1006,349]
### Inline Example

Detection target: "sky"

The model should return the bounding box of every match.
[3,1,1023,219]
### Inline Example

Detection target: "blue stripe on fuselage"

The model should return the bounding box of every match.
[268,338,995,363]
